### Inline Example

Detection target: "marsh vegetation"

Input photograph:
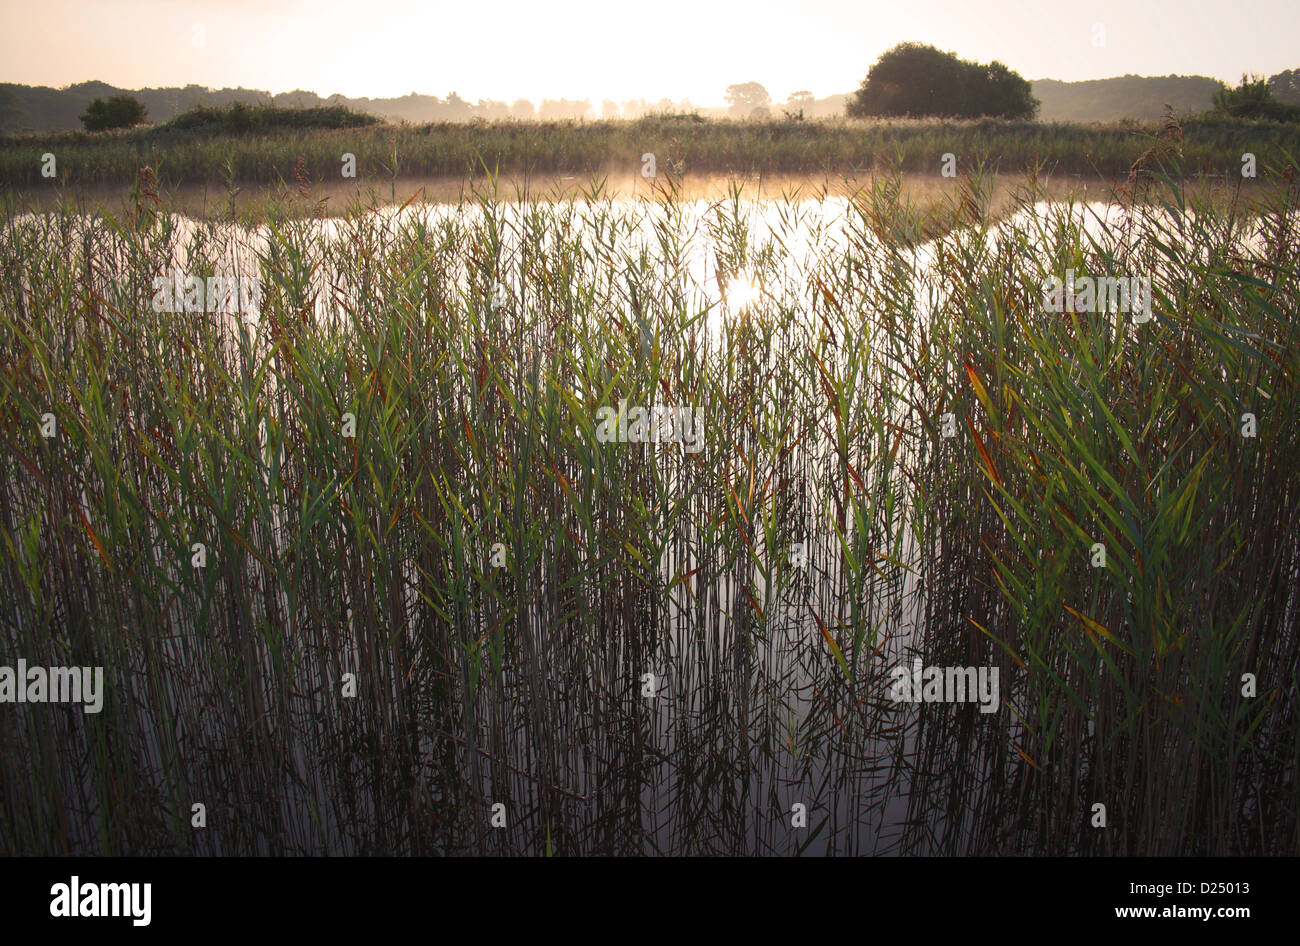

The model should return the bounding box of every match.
[1,159,1297,855]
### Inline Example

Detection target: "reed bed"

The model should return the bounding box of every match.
[0,159,1296,855]
[3,114,1299,190]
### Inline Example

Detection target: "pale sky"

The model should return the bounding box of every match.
[1,0,1296,105]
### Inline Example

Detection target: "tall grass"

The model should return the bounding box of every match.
[899,167,1300,853]
[0,158,1296,854]
[3,114,1298,190]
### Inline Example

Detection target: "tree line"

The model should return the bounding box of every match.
[6,46,1299,134]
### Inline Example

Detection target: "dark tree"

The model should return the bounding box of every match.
[848,43,1038,120]
[1213,74,1300,121]
[79,94,147,131]
[966,61,1039,121]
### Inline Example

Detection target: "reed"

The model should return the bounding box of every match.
[0,153,1296,854]
[3,113,1298,191]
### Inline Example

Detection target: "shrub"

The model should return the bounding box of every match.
[166,102,381,133]
[79,95,147,131]
[1212,75,1300,121]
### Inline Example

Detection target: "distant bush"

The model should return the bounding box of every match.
[79,95,147,131]
[849,43,1039,120]
[1211,75,1300,121]
[166,102,380,133]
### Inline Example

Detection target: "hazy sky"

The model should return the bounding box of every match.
[2,0,1296,105]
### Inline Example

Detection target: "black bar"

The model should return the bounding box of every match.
[0,856,1279,933]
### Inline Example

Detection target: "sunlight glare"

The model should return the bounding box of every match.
[725,273,760,311]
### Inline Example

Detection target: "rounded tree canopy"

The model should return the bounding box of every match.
[848,43,1039,120]
[79,95,148,132]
